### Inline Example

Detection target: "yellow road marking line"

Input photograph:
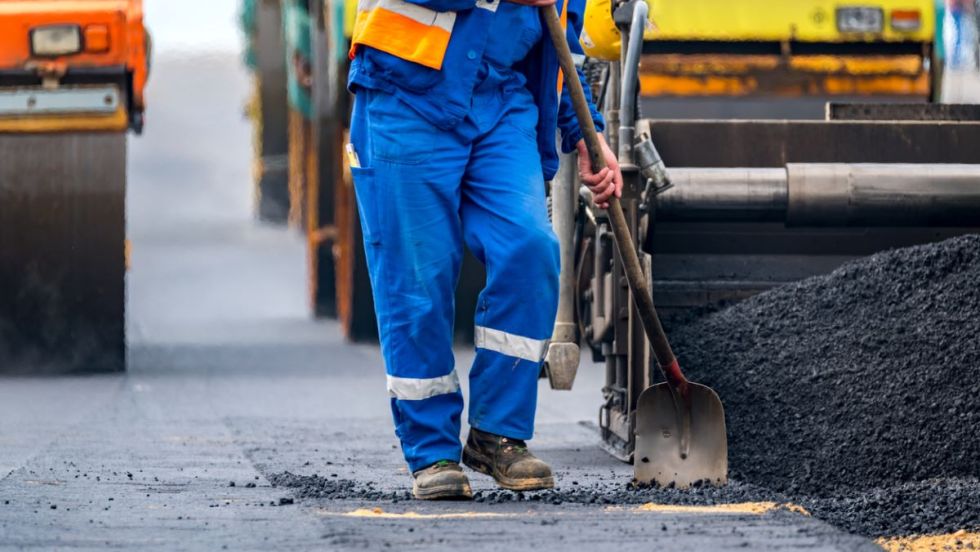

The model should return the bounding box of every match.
[325,507,515,519]
[877,530,980,552]
[323,502,815,520]
[619,502,810,515]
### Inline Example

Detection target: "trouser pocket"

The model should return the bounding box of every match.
[350,166,382,245]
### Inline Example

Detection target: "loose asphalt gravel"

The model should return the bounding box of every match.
[271,235,980,539]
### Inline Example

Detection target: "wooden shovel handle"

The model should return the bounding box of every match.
[540,5,688,394]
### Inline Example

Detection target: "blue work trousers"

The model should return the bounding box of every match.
[349,86,560,473]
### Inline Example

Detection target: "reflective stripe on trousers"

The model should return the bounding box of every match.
[474,326,548,363]
[387,372,460,401]
[349,87,560,473]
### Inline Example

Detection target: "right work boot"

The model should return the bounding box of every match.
[462,428,555,491]
[412,460,473,500]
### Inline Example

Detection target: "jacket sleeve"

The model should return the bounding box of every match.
[557,0,606,154]
[403,0,476,12]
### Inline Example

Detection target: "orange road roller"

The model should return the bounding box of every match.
[0,0,149,373]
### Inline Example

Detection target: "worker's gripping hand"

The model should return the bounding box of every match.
[576,134,623,209]
[505,0,556,6]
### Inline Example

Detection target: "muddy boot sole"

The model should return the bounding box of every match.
[412,480,474,501]
[462,446,555,491]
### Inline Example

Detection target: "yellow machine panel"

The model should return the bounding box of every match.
[645,0,934,43]
[583,0,937,99]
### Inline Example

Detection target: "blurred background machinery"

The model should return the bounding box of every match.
[0,0,149,373]
[240,0,483,343]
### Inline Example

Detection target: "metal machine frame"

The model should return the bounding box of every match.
[545,0,980,463]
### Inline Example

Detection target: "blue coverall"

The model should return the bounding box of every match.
[349,0,601,473]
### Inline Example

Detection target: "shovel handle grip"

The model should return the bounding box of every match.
[540,5,687,392]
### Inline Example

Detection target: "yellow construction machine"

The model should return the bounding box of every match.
[0,0,149,373]
[583,0,940,103]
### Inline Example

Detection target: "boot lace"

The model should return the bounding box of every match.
[501,437,529,455]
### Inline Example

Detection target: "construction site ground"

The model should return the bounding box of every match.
[2,52,980,550]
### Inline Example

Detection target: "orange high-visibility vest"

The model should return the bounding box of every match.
[350,0,458,70]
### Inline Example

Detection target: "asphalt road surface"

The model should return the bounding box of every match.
[1,53,884,551]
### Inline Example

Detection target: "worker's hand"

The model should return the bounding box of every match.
[576,134,623,209]
[505,0,556,6]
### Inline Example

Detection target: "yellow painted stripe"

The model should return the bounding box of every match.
[877,531,980,552]
[323,502,814,521]
[331,508,513,519]
[629,502,810,516]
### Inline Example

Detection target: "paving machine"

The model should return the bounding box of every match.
[543,0,980,482]
[583,0,942,118]
[0,0,149,373]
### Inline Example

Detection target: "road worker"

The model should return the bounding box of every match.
[347,0,623,499]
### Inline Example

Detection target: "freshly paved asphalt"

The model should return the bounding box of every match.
[0,53,884,551]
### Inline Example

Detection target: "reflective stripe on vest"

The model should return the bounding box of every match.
[350,0,457,70]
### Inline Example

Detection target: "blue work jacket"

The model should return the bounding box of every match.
[348,0,605,180]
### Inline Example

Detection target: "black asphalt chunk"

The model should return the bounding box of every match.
[269,472,413,501]
[801,478,980,537]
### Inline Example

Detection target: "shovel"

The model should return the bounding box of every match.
[540,4,728,488]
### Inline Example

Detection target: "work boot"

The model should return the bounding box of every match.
[462,428,554,491]
[412,460,473,500]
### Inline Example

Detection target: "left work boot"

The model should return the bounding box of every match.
[462,428,554,491]
[412,460,473,500]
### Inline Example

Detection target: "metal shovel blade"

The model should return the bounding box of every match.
[634,382,728,488]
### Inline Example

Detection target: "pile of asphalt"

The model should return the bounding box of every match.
[671,234,980,492]
[667,234,980,535]
[802,478,980,537]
